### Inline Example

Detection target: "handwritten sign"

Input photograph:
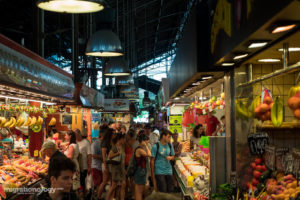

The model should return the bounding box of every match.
[248,132,269,155]
[265,145,276,171]
[275,147,289,172]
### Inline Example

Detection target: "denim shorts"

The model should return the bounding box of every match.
[134,167,147,185]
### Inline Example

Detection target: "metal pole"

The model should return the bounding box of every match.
[72,14,79,83]
[41,10,44,58]
[283,42,289,69]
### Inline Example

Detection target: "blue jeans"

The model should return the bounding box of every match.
[155,174,174,193]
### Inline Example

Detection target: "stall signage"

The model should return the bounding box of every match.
[169,115,182,125]
[265,145,276,171]
[247,132,269,155]
[104,99,129,111]
[0,42,74,99]
[169,125,182,134]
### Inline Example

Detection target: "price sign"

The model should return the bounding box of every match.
[169,125,182,134]
[292,148,300,176]
[248,132,269,155]
[169,115,182,125]
[284,153,293,174]
[34,150,39,157]
[25,139,29,144]
[265,145,276,171]
[276,147,289,172]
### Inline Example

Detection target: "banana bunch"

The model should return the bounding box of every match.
[23,117,32,126]
[15,117,25,127]
[3,117,16,128]
[236,99,251,119]
[0,117,6,127]
[36,116,43,126]
[271,97,283,127]
[48,117,56,126]
[29,117,37,126]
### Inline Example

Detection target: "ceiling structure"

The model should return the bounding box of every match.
[0,0,194,74]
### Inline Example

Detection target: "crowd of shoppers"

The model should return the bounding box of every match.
[37,122,184,200]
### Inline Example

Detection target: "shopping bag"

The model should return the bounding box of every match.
[85,173,93,191]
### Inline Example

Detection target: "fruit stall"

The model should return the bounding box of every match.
[0,34,75,199]
[230,5,300,198]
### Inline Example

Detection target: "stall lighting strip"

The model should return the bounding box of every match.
[0,95,56,105]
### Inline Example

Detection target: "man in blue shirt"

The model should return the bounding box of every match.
[151,129,175,193]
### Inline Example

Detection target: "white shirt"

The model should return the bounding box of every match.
[77,139,91,170]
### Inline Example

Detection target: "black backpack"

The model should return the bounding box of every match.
[126,147,141,177]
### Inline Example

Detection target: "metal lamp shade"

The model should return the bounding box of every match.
[104,58,130,76]
[86,30,123,57]
[37,0,106,13]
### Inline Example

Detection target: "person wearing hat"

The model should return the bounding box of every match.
[41,140,66,166]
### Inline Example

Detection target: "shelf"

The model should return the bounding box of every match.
[256,122,300,130]
[174,166,193,200]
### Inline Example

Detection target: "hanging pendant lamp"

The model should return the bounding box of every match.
[86,30,123,57]
[104,57,130,76]
[37,0,106,13]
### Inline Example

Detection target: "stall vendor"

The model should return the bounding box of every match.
[0,128,13,149]
[205,111,221,136]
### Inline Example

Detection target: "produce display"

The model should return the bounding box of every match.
[175,152,209,200]
[288,89,300,120]
[0,156,47,197]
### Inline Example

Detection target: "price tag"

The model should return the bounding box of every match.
[292,148,300,176]
[25,139,29,144]
[276,147,289,172]
[265,145,276,171]
[39,151,42,157]
[34,150,39,157]
[248,132,269,155]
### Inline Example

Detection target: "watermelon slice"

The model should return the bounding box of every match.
[0,184,6,199]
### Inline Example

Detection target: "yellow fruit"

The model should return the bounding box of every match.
[271,97,283,127]
[4,117,14,127]
[48,117,56,126]
[36,116,43,126]
[9,117,16,128]
[0,117,6,127]
[29,117,37,126]
[23,117,31,126]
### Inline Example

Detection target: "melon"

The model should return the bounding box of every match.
[0,184,6,199]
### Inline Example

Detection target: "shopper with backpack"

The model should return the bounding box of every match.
[132,133,151,200]
[150,129,175,193]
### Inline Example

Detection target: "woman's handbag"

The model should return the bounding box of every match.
[106,152,121,165]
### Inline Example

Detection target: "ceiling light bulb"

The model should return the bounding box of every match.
[248,42,268,48]
[37,0,105,13]
[278,47,300,52]
[258,59,281,63]
[233,54,248,60]
[222,63,235,66]
[202,76,213,80]
[272,24,296,34]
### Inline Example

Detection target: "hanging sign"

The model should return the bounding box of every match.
[169,115,182,124]
[169,125,182,134]
[247,132,269,155]
[104,99,130,111]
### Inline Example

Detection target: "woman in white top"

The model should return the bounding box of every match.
[64,130,81,191]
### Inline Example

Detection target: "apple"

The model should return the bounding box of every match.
[252,178,259,186]
[253,170,262,179]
